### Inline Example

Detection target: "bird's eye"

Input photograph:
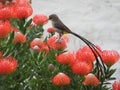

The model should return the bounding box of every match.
[49,16,52,20]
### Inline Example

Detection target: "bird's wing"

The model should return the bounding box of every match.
[54,20,72,33]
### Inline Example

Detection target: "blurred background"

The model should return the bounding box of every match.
[32,0,120,81]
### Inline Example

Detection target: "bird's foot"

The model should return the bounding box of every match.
[55,38,63,43]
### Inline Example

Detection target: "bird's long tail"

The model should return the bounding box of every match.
[69,31,106,79]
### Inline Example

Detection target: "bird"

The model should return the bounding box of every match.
[49,14,106,79]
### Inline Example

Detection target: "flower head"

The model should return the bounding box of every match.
[52,72,70,86]
[56,51,75,65]
[0,20,11,38]
[47,27,55,34]
[71,61,93,75]
[47,35,68,50]
[0,5,12,20]
[30,38,49,53]
[33,14,48,25]
[0,56,18,74]
[13,0,33,19]
[101,50,119,66]
[76,46,95,63]
[112,80,120,90]
[13,31,27,44]
[83,73,100,86]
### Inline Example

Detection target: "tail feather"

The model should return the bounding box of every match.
[70,31,106,79]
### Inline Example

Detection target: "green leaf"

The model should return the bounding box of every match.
[25,19,32,28]
[106,69,116,78]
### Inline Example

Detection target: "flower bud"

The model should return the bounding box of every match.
[48,64,54,72]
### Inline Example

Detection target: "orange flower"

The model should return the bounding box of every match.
[30,38,49,53]
[101,50,120,66]
[52,72,70,86]
[47,27,55,33]
[33,14,48,25]
[112,80,120,90]
[0,20,11,38]
[71,61,93,75]
[13,31,27,44]
[83,73,100,86]
[0,56,18,74]
[76,46,96,63]
[56,51,75,65]
[47,35,68,50]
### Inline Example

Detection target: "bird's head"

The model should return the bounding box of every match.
[49,14,59,21]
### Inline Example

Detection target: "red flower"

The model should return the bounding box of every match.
[83,73,100,86]
[47,27,55,33]
[0,56,18,74]
[101,50,119,66]
[13,31,27,44]
[76,46,95,63]
[71,61,93,75]
[40,42,49,53]
[0,5,12,20]
[30,38,49,53]
[52,72,70,86]
[33,14,48,25]
[112,80,120,90]
[0,20,11,38]
[56,51,75,65]
[30,38,43,49]
[16,0,30,4]
[13,0,33,19]
[47,35,68,50]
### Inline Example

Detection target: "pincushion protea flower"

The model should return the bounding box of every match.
[30,38,49,53]
[33,14,48,25]
[52,72,70,86]
[0,5,12,20]
[13,0,33,19]
[82,73,100,86]
[47,27,55,34]
[0,56,18,74]
[47,35,68,50]
[56,51,75,65]
[101,50,119,66]
[71,61,93,76]
[112,80,120,90]
[13,31,27,44]
[0,20,11,38]
[76,46,96,63]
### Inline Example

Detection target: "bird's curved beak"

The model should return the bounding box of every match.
[48,16,52,20]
